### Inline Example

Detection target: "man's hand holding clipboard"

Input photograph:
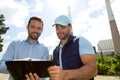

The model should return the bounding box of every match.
[5,60,54,80]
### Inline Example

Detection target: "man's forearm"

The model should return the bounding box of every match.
[62,64,97,80]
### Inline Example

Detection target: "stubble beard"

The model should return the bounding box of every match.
[58,32,70,40]
[28,33,40,41]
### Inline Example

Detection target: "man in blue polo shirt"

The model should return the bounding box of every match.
[0,16,49,80]
[48,15,98,80]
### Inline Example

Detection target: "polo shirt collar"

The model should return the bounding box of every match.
[25,38,39,45]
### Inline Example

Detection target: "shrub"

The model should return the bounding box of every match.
[96,54,120,75]
[97,62,109,75]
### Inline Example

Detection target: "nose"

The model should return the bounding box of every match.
[33,28,39,34]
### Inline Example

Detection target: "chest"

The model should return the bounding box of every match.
[13,44,44,59]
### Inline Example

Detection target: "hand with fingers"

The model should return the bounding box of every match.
[48,66,62,80]
[25,72,40,80]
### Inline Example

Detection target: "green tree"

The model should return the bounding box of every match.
[0,14,9,52]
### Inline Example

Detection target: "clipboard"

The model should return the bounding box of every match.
[5,61,54,80]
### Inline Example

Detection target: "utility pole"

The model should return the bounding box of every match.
[105,0,120,54]
[68,6,73,35]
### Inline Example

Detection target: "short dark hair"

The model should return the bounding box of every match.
[28,16,44,26]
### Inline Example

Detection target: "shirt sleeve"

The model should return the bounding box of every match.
[0,41,15,73]
[79,36,95,55]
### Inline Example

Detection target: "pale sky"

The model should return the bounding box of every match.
[0,0,120,57]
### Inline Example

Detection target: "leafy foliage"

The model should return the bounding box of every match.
[96,54,120,75]
[0,14,9,52]
[114,54,120,75]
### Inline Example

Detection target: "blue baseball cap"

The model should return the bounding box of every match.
[53,15,71,26]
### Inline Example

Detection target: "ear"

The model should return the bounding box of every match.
[69,25,72,31]
[41,27,43,32]
[26,25,28,30]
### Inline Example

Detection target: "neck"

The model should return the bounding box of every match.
[28,38,37,44]
[61,35,70,46]
[61,39,68,46]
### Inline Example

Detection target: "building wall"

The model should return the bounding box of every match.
[97,39,114,55]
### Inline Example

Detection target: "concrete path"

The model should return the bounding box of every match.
[0,73,120,80]
[0,73,9,80]
[94,75,120,80]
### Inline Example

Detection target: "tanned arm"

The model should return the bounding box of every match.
[61,54,98,80]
